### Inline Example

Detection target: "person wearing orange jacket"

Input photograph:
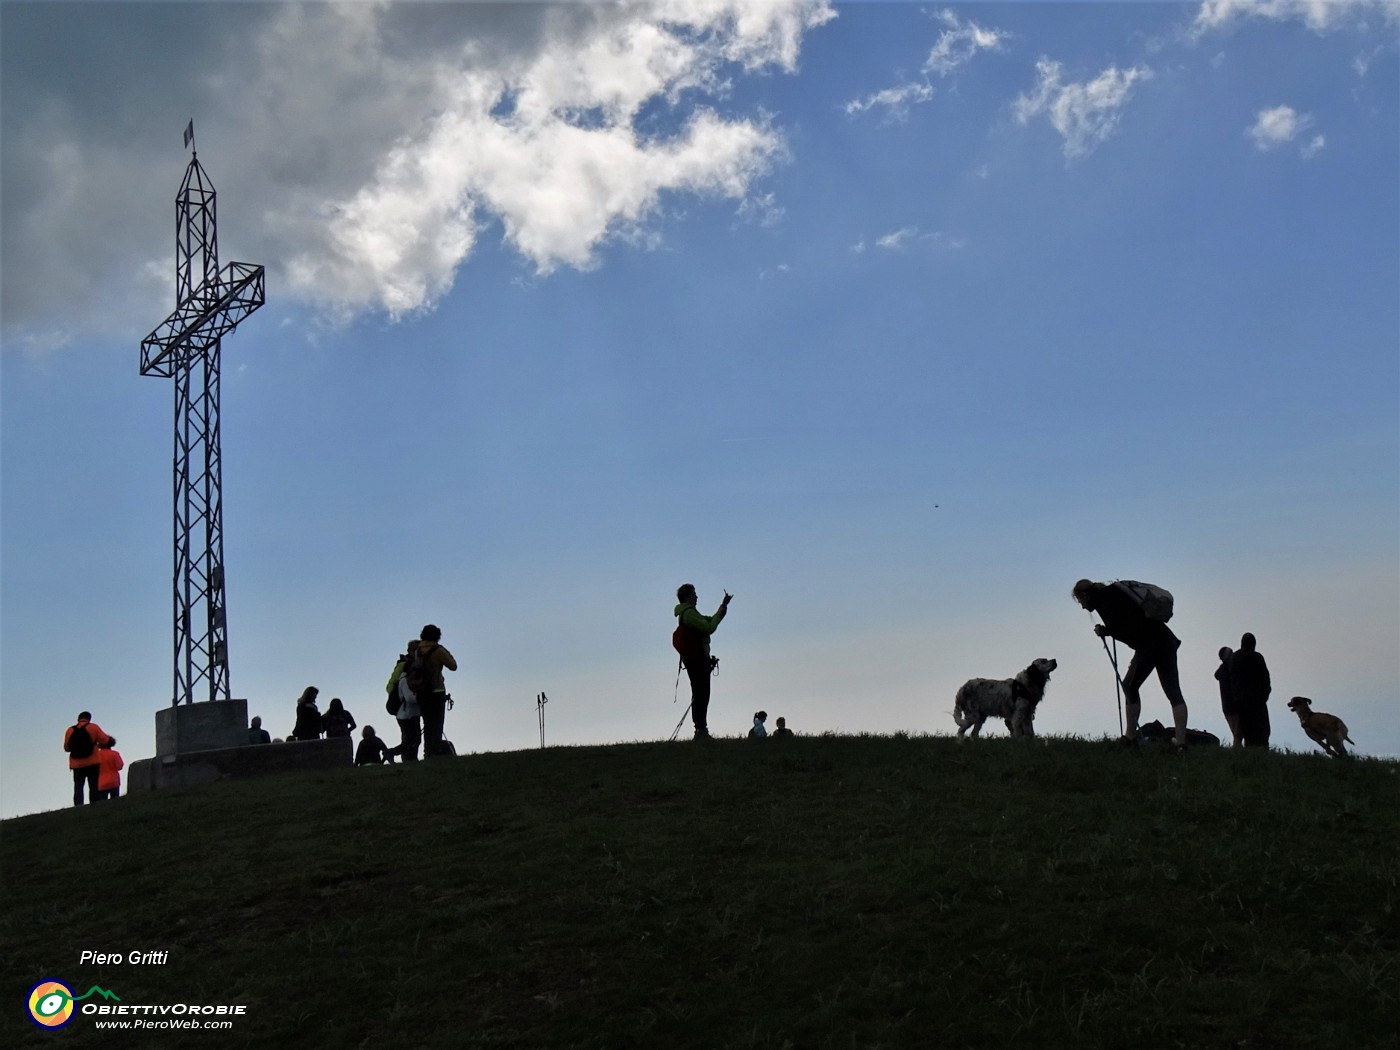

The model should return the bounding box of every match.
[96,738,125,801]
[64,711,111,806]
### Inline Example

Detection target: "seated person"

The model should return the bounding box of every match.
[355,726,393,766]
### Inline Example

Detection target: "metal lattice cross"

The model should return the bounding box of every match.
[140,131,264,707]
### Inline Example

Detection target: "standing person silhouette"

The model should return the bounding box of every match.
[291,687,322,741]
[674,584,732,741]
[96,738,124,801]
[414,625,457,758]
[1215,646,1241,747]
[1229,632,1272,748]
[64,711,111,806]
[321,697,357,739]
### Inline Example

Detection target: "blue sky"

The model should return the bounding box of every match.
[2,1,1397,819]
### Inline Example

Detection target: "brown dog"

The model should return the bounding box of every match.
[1287,696,1355,758]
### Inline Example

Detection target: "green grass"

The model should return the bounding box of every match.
[4,735,1397,1048]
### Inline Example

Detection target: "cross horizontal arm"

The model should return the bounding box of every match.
[140,261,265,378]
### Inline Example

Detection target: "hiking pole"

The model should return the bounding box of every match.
[536,692,548,749]
[669,703,692,742]
[1099,633,1125,736]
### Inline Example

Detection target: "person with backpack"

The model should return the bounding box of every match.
[1229,632,1272,748]
[321,697,358,739]
[1072,578,1189,749]
[96,737,124,801]
[674,583,732,741]
[63,711,111,806]
[410,625,457,758]
[291,687,322,741]
[385,641,423,763]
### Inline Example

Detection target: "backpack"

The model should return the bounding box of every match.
[1114,580,1174,623]
[405,645,436,698]
[66,723,94,760]
[672,619,705,668]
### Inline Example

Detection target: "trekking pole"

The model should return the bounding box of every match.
[1099,634,1125,736]
[536,692,548,749]
[669,703,692,742]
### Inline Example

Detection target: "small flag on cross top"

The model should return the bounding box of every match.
[183,120,194,150]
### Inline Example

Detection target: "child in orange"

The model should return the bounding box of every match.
[96,738,124,801]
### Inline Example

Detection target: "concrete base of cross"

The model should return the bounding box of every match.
[155,699,249,756]
[126,736,352,793]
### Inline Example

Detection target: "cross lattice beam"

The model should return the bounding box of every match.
[140,144,263,707]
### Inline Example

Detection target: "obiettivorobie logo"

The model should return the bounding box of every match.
[27,980,119,1029]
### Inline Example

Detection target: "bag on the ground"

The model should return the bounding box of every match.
[1114,580,1174,622]
[1139,720,1220,747]
[65,723,94,759]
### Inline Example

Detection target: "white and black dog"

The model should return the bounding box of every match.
[953,658,1057,739]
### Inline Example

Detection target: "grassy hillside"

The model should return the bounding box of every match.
[4,735,1397,1049]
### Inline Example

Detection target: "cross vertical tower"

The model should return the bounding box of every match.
[140,134,264,708]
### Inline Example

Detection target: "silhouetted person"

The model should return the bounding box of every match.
[386,641,423,762]
[1229,632,1272,748]
[96,737,124,801]
[413,625,458,758]
[321,697,357,739]
[1215,647,1241,747]
[674,583,732,741]
[773,716,793,739]
[292,687,322,741]
[355,726,392,766]
[248,716,272,745]
[64,711,111,806]
[749,710,768,738]
[1072,579,1188,748]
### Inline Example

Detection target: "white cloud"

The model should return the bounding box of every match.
[1247,104,1315,150]
[1301,133,1327,158]
[1013,58,1154,159]
[876,226,920,250]
[844,81,935,121]
[1191,0,1399,36]
[923,8,1008,77]
[843,8,1004,125]
[280,1,835,319]
[1,0,836,338]
[737,191,786,229]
